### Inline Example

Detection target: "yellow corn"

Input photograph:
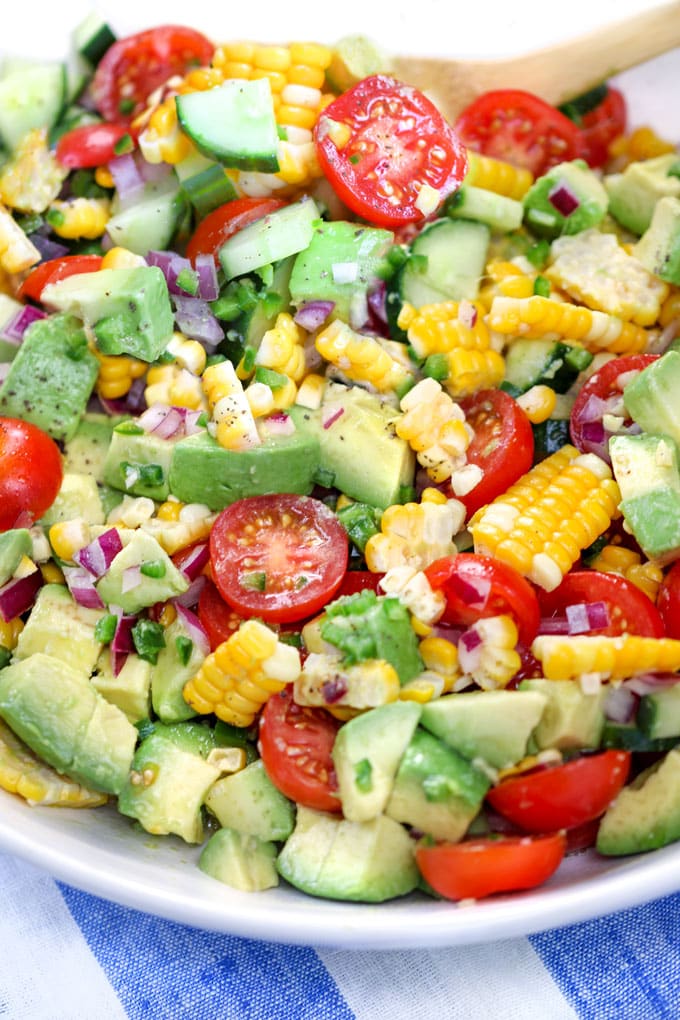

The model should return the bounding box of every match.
[316,319,412,394]
[0,719,107,807]
[396,377,472,483]
[488,295,650,355]
[378,565,446,626]
[254,312,308,381]
[457,614,520,690]
[48,197,111,240]
[142,502,216,555]
[478,261,536,307]
[40,561,64,585]
[100,245,147,270]
[660,289,680,328]
[398,300,493,358]
[183,619,301,727]
[464,151,534,200]
[365,498,465,572]
[531,633,680,682]
[94,165,115,189]
[139,96,195,165]
[94,349,147,400]
[398,633,460,701]
[244,381,276,417]
[294,653,400,709]
[439,347,507,398]
[588,543,664,601]
[202,360,261,449]
[0,128,67,214]
[165,332,207,375]
[48,519,92,563]
[609,126,677,164]
[145,363,207,411]
[0,616,23,651]
[470,448,621,591]
[0,203,40,273]
[156,499,183,522]
[516,385,558,424]
[296,372,326,409]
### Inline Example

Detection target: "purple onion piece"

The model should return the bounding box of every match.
[194,254,219,301]
[121,565,142,594]
[74,528,123,579]
[459,628,483,653]
[172,574,206,609]
[108,152,145,204]
[322,406,344,430]
[2,306,47,342]
[367,282,387,324]
[294,300,335,331]
[548,181,580,216]
[604,685,638,724]
[27,233,69,262]
[322,675,349,704]
[537,615,571,635]
[0,570,42,623]
[174,542,210,581]
[172,294,224,345]
[449,573,491,608]
[62,566,105,609]
[174,604,210,656]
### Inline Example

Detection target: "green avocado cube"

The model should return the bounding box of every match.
[14,583,106,676]
[634,195,680,286]
[150,612,204,723]
[205,759,295,841]
[40,471,105,527]
[92,648,153,725]
[523,159,608,239]
[623,351,680,450]
[0,529,32,587]
[519,678,606,749]
[95,530,189,614]
[104,427,177,502]
[199,828,279,891]
[597,748,680,855]
[63,413,122,483]
[605,153,680,236]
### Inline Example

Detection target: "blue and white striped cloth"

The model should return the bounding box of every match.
[2,851,678,1019]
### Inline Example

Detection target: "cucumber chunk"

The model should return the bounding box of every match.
[0,63,67,150]
[177,78,279,171]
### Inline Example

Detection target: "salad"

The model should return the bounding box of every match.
[0,16,679,908]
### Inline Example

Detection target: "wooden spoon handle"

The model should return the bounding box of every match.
[393,1,680,123]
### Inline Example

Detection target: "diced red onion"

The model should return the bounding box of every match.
[0,569,42,622]
[577,393,621,425]
[260,411,296,438]
[137,403,185,440]
[138,158,172,185]
[174,542,209,581]
[458,300,478,329]
[459,628,483,653]
[566,600,610,634]
[548,182,581,216]
[183,409,205,436]
[121,564,142,594]
[294,300,335,331]
[367,282,387,324]
[449,574,491,608]
[62,566,105,609]
[74,528,123,578]
[322,675,349,704]
[28,233,69,262]
[98,375,148,417]
[172,573,207,609]
[322,406,344,430]
[194,254,219,301]
[604,684,639,724]
[172,294,224,346]
[108,152,145,204]
[147,249,196,296]
[2,305,47,342]
[537,614,571,635]
[174,603,210,657]
[111,612,136,676]
[623,672,680,696]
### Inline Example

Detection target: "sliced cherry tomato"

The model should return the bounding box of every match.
[55,122,135,168]
[580,87,627,168]
[415,832,566,900]
[454,89,587,177]
[258,687,341,812]
[18,254,103,303]
[0,417,63,531]
[314,74,468,228]
[333,570,384,599]
[538,569,666,637]
[197,578,245,650]
[569,353,659,462]
[185,197,287,266]
[425,552,540,647]
[210,494,349,624]
[448,389,534,517]
[91,25,215,123]
[654,560,680,639]
[487,750,631,832]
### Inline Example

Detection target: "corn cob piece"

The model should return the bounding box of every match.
[398,300,492,358]
[94,350,147,401]
[531,633,680,682]
[294,652,400,709]
[464,151,534,200]
[0,719,107,807]
[202,360,260,449]
[47,197,111,240]
[396,378,472,483]
[365,497,465,573]
[184,619,301,727]
[377,564,446,626]
[470,447,621,591]
[457,615,520,690]
[315,319,413,395]
[488,294,650,355]
[478,260,537,308]
[0,128,68,214]
[253,312,308,382]
[587,543,664,601]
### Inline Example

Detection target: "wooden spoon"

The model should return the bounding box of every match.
[392,1,680,123]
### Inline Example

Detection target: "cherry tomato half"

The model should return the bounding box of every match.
[580,87,627,168]
[314,74,468,228]
[0,417,63,531]
[91,25,215,123]
[425,552,540,647]
[658,560,680,639]
[450,389,534,517]
[569,353,658,463]
[258,687,341,812]
[486,750,631,832]
[415,832,566,900]
[454,89,587,177]
[197,578,245,651]
[538,569,666,638]
[55,122,135,168]
[185,197,287,266]
[18,254,103,303]
[209,494,349,624]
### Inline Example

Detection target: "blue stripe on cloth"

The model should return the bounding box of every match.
[530,892,680,1020]
[59,883,355,1020]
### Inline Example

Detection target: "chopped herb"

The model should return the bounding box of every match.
[114,421,144,436]
[176,267,200,296]
[113,132,134,156]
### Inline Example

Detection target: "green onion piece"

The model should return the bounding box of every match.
[140,560,167,579]
[94,613,117,643]
[131,619,166,665]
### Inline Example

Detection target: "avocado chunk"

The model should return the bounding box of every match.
[605,153,680,236]
[91,648,152,724]
[300,381,415,508]
[637,682,680,740]
[63,413,123,483]
[276,805,419,902]
[0,529,32,587]
[117,722,221,843]
[205,759,295,841]
[420,689,548,770]
[523,160,609,239]
[0,652,137,795]
[41,266,174,362]
[14,583,105,675]
[634,195,680,286]
[332,701,421,822]
[150,611,205,723]
[623,350,680,450]
[325,35,393,93]
[95,530,188,614]
[168,407,320,510]
[385,727,490,841]
[597,748,680,855]
[199,827,279,891]
[610,432,680,564]
[0,313,99,442]
[289,220,394,325]
[519,678,607,749]
[40,471,105,527]
[103,426,177,502]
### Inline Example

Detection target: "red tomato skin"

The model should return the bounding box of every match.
[580,88,627,168]
[657,560,680,639]
[486,751,631,832]
[333,571,384,599]
[91,26,215,123]
[453,389,534,518]
[56,123,134,168]
[425,553,540,647]
[210,494,349,625]
[185,197,286,266]
[454,89,587,177]
[258,688,341,812]
[0,417,63,530]
[314,75,468,228]
[197,578,245,651]
[416,832,566,900]
[18,255,103,302]
[569,354,658,461]
[538,569,665,638]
